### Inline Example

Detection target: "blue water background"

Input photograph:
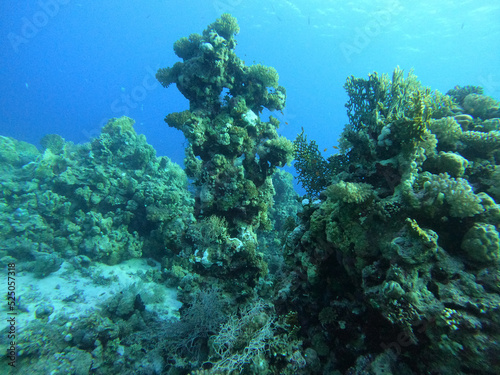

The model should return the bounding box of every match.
[1,0,499,192]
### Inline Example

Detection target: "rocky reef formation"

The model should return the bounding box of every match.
[289,70,500,374]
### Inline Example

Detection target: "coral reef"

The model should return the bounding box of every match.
[156,13,293,291]
[462,93,500,119]
[0,116,194,268]
[286,68,500,374]
[2,16,500,375]
[446,84,483,107]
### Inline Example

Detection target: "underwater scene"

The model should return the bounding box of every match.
[1,1,500,374]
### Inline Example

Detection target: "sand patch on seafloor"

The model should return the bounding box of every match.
[2,258,182,330]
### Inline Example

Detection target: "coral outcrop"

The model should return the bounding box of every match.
[156,14,293,290]
[288,68,500,374]
[0,117,194,268]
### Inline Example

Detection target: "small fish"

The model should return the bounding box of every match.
[285,122,288,125]
[324,148,328,152]
[25,82,29,89]
[332,145,339,150]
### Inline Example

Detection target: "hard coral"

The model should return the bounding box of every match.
[156,15,292,290]
[248,64,279,89]
[461,222,500,264]
[209,13,240,40]
[463,93,500,119]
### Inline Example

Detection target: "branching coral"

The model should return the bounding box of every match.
[428,116,462,150]
[422,172,484,218]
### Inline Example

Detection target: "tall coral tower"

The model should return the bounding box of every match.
[157,14,293,288]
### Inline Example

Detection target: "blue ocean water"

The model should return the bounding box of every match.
[2,0,498,174]
[2,2,500,374]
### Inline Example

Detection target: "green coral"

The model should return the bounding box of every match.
[343,70,389,130]
[427,90,454,119]
[428,116,462,149]
[446,85,483,106]
[284,69,500,375]
[462,93,500,119]
[422,172,484,218]
[165,110,193,129]
[173,34,203,60]
[40,134,65,154]
[156,15,293,291]
[248,64,279,89]
[460,130,500,155]
[341,67,435,165]
[453,114,473,130]
[461,222,500,264]
[325,181,374,204]
[482,118,500,132]
[156,62,182,89]
[258,136,294,168]
[208,13,240,40]
[156,14,283,115]
[433,151,468,177]
[486,166,500,200]
[0,116,194,266]
[0,136,38,173]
